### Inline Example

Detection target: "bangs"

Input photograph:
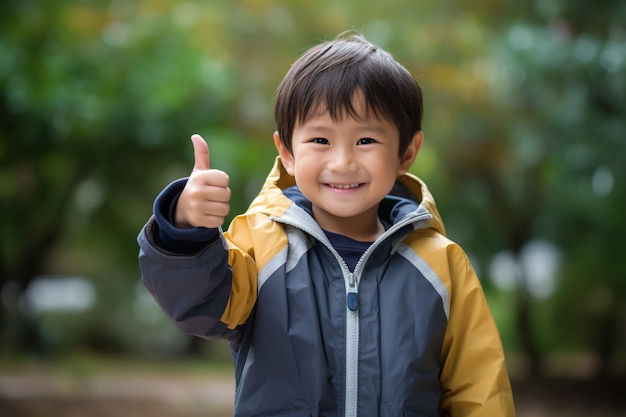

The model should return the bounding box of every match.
[296,66,392,127]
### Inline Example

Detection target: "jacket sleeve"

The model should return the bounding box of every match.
[136,180,257,341]
[439,244,516,416]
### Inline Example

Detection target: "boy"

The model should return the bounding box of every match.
[138,32,515,416]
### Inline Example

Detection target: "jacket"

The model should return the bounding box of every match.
[137,157,516,417]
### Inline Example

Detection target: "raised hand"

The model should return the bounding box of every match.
[175,134,231,229]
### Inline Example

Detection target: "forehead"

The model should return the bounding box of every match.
[296,93,399,136]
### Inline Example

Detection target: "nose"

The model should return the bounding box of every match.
[328,146,358,173]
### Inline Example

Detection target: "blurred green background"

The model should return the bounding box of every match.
[1,0,625,415]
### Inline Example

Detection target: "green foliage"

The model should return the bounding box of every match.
[1,0,625,375]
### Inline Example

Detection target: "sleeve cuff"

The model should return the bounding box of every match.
[153,178,219,253]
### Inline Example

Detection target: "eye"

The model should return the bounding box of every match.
[311,137,330,145]
[357,137,376,145]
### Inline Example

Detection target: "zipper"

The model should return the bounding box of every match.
[346,272,359,311]
[345,275,359,417]
[271,208,432,417]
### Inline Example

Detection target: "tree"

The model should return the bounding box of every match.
[0,0,251,351]
[432,4,626,375]
[1,0,624,376]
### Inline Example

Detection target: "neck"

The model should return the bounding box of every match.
[313,207,384,242]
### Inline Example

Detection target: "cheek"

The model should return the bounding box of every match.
[372,153,400,171]
[293,161,313,179]
[291,153,316,173]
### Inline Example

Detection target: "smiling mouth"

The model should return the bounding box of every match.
[328,183,361,189]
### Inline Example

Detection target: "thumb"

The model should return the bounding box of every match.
[190,134,210,171]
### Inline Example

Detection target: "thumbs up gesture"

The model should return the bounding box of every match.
[175,134,231,229]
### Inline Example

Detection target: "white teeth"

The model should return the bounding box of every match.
[330,183,360,189]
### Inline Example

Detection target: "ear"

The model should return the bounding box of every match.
[274,131,295,175]
[398,131,424,175]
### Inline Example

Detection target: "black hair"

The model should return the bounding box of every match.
[274,32,423,155]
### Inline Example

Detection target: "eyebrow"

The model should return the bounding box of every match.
[300,122,389,135]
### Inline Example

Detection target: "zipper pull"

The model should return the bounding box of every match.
[346,273,359,311]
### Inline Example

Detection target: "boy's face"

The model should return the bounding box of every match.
[274,92,422,240]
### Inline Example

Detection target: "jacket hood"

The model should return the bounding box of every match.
[246,157,446,236]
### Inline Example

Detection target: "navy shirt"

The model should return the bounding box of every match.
[323,229,372,272]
